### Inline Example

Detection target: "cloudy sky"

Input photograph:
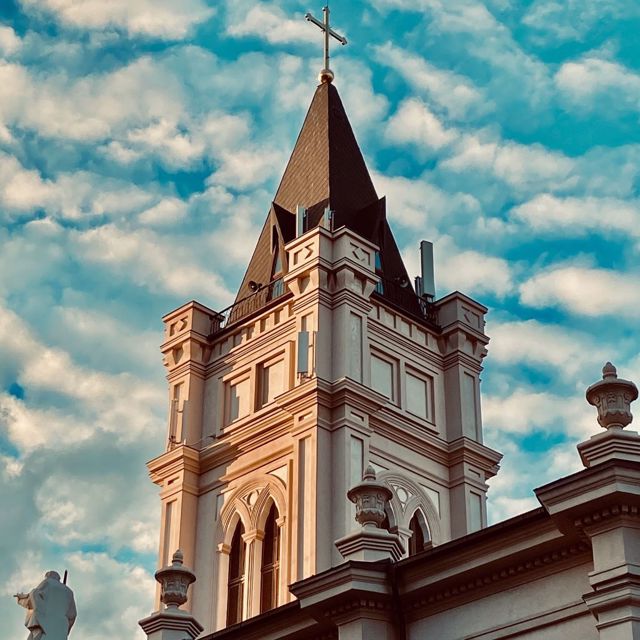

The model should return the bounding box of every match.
[1,0,639,637]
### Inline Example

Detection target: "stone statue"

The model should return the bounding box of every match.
[14,571,77,640]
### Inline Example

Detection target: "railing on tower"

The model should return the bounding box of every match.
[374,276,437,326]
[208,277,288,337]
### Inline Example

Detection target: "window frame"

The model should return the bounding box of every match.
[257,352,287,409]
[223,370,252,425]
[226,521,247,626]
[404,366,435,424]
[370,349,398,403]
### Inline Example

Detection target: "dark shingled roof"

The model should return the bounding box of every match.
[234,81,423,320]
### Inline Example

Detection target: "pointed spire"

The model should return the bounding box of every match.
[273,82,378,220]
[233,82,426,323]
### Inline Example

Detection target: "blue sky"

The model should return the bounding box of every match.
[1,0,639,637]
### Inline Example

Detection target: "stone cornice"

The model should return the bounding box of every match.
[162,299,219,324]
[200,601,331,640]
[535,459,640,535]
[371,414,450,467]
[139,608,204,637]
[448,437,503,479]
[147,444,201,487]
[574,503,640,533]
[578,429,640,468]
[439,319,488,345]
[200,417,295,479]
[326,377,386,418]
[441,346,486,371]
[435,291,488,315]
[165,360,207,382]
[330,286,375,313]
[290,560,393,608]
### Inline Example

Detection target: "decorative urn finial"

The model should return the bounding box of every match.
[586,362,639,431]
[154,549,197,610]
[347,464,392,529]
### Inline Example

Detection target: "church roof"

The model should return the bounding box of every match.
[233,81,426,322]
[273,80,378,219]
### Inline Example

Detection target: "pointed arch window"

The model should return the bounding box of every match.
[260,505,281,613]
[408,510,430,556]
[226,521,246,626]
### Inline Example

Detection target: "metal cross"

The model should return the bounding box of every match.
[305,6,347,83]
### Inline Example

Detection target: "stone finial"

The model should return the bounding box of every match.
[586,363,639,431]
[347,465,392,529]
[154,549,196,610]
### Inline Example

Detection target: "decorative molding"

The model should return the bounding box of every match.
[574,503,640,531]
[322,596,395,619]
[377,470,442,546]
[404,542,590,614]
[216,474,288,550]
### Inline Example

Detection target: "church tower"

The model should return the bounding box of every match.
[147,64,502,633]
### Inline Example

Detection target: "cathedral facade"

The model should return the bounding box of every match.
[140,71,640,640]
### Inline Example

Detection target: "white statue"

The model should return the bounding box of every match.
[14,571,77,640]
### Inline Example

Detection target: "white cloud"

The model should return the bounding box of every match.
[555,57,640,111]
[483,388,593,438]
[125,119,205,168]
[403,235,513,299]
[227,2,318,45]
[386,99,458,150]
[103,110,258,172]
[374,172,481,231]
[334,61,389,132]
[19,0,214,39]
[0,304,162,453]
[444,134,575,192]
[0,393,94,452]
[48,306,160,375]
[35,474,157,553]
[436,241,514,298]
[0,152,158,221]
[72,223,234,303]
[374,42,488,120]
[511,194,640,238]
[0,26,21,56]
[208,147,286,190]
[519,263,640,318]
[488,319,611,376]
[138,197,188,226]
[0,57,185,142]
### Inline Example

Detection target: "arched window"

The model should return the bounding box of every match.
[408,510,430,556]
[226,521,246,626]
[260,504,280,613]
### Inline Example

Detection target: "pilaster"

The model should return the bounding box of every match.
[162,301,220,448]
[148,445,201,609]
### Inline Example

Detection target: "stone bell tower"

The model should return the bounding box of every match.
[146,72,501,633]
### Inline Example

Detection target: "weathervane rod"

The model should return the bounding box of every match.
[305,5,347,84]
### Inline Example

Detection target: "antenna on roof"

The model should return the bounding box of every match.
[420,241,436,301]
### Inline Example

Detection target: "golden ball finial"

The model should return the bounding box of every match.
[318,68,334,83]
